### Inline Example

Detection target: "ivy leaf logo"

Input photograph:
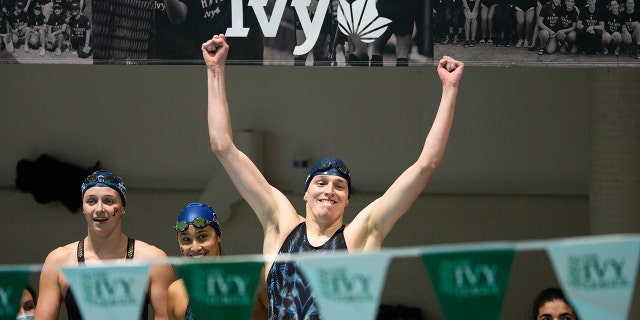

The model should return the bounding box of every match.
[336,0,392,43]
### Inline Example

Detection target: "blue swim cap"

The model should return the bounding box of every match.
[176,202,221,236]
[304,157,352,198]
[81,170,127,207]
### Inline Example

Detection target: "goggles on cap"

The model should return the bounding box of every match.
[81,172,127,206]
[82,174,124,190]
[312,160,350,176]
[175,217,216,232]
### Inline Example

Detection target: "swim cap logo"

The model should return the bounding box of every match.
[568,254,628,290]
[336,0,391,43]
[318,267,373,302]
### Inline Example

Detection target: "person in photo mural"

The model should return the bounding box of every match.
[576,0,605,54]
[601,0,625,54]
[46,2,66,55]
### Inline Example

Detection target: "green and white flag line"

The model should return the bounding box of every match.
[1,234,638,320]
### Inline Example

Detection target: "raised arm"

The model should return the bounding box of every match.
[349,56,464,250]
[203,34,298,233]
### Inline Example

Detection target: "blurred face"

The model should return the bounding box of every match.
[626,0,634,11]
[610,0,619,12]
[82,187,124,231]
[552,0,562,7]
[54,7,62,14]
[177,226,221,258]
[587,0,596,7]
[304,175,349,222]
[17,289,35,317]
[565,0,575,9]
[537,300,577,320]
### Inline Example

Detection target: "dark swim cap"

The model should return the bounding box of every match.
[303,157,352,198]
[81,170,127,206]
[176,202,221,236]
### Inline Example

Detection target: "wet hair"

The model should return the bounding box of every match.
[530,287,578,320]
[25,285,38,306]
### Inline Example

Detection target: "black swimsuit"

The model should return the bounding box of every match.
[64,238,149,320]
[266,222,348,320]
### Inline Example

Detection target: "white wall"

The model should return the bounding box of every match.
[0,65,590,194]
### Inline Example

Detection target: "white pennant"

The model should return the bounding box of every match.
[546,236,640,320]
[297,251,393,320]
[62,263,151,320]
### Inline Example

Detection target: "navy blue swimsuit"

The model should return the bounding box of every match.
[64,238,150,320]
[267,222,348,320]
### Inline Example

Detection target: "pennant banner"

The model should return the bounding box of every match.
[297,251,393,320]
[0,270,31,320]
[176,260,263,320]
[1,235,639,319]
[421,248,515,320]
[61,264,151,320]
[546,238,640,320]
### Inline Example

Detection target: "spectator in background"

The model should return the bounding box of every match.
[620,0,640,58]
[462,0,481,47]
[0,9,14,52]
[576,0,605,54]
[26,2,45,56]
[67,1,91,58]
[8,1,29,52]
[46,3,66,55]
[494,0,516,46]
[514,0,537,47]
[370,0,419,66]
[536,0,562,54]
[16,285,37,320]
[601,0,624,54]
[480,0,498,44]
[530,287,579,320]
[555,0,578,53]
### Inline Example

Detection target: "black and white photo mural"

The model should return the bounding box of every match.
[0,0,637,66]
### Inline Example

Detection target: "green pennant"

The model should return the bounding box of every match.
[421,249,515,320]
[0,270,31,320]
[176,260,263,320]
